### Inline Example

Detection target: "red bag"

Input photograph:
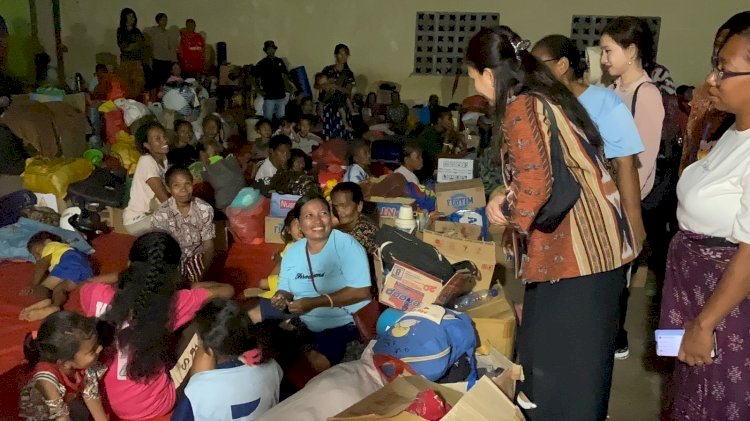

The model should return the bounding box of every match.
[226,197,270,245]
[104,109,128,144]
[311,139,347,167]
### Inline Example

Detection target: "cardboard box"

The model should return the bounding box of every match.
[431,220,482,241]
[270,193,301,218]
[378,259,473,312]
[489,224,511,268]
[437,158,474,183]
[331,371,524,420]
[466,293,517,358]
[435,179,486,215]
[369,196,415,220]
[421,230,496,292]
[265,216,285,244]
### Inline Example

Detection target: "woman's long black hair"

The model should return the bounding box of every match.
[601,17,655,75]
[118,8,137,32]
[102,231,182,381]
[466,26,602,150]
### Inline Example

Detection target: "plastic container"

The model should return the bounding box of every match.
[450,288,499,312]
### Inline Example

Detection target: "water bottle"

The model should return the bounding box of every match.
[451,288,499,312]
[74,73,84,92]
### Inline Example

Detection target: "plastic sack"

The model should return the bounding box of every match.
[311,138,347,168]
[111,131,141,175]
[103,109,128,144]
[226,197,270,245]
[229,187,261,209]
[22,157,94,198]
[114,98,151,127]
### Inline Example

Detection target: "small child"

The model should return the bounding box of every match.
[288,148,311,173]
[343,139,372,184]
[258,212,303,299]
[394,143,423,185]
[172,298,283,421]
[19,311,107,421]
[253,119,273,159]
[295,115,322,154]
[19,232,94,321]
[273,117,298,143]
[201,114,225,149]
[168,119,199,167]
[152,166,216,283]
[167,62,184,84]
[197,141,224,166]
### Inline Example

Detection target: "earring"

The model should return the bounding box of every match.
[628,60,633,65]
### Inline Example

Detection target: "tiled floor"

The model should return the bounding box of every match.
[502,265,671,420]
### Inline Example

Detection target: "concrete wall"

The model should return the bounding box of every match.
[59,0,747,102]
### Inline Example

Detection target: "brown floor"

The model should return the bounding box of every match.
[501,265,671,420]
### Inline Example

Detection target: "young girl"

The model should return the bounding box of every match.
[168,119,199,168]
[19,232,94,321]
[343,139,371,184]
[123,121,170,235]
[257,212,303,300]
[172,298,283,420]
[201,114,225,149]
[79,232,233,420]
[273,117,298,142]
[19,311,107,421]
[288,148,312,173]
[253,119,273,159]
[152,166,216,283]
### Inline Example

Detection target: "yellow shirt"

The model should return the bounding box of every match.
[259,242,294,299]
[41,242,72,270]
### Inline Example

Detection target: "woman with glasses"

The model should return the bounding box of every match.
[659,12,750,420]
[599,16,665,361]
[679,13,750,174]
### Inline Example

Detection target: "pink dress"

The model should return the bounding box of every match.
[80,283,208,420]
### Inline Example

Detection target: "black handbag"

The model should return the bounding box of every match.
[531,97,581,233]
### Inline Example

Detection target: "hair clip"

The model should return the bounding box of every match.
[512,39,531,58]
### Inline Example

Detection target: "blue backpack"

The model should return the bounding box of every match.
[373,305,478,388]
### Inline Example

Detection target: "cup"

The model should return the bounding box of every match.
[397,205,414,221]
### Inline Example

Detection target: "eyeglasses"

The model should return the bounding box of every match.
[710,56,750,83]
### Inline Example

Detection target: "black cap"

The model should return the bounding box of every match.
[264,40,278,51]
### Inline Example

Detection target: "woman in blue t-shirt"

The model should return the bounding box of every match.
[532,35,646,250]
[270,194,371,370]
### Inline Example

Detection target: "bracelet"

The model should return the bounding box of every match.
[324,294,334,307]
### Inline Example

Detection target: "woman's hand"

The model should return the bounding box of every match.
[270,291,292,311]
[288,297,317,314]
[678,319,715,367]
[486,193,509,226]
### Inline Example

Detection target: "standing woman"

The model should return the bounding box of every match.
[531,35,646,250]
[322,44,356,95]
[116,8,146,99]
[468,26,636,420]
[600,16,665,360]
[660,13,750,420]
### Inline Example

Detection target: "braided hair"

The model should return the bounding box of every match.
[103,231,182,381]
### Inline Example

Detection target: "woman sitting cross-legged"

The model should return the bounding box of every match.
[268,194,372,371]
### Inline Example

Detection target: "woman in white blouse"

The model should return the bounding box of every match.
[659,13,750,420]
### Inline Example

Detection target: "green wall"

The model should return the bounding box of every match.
[1,0,34,82]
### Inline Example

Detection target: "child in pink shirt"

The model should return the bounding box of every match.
[79,232,233,420]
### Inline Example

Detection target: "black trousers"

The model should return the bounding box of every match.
[150,58,173,89]
[518,267,626,421]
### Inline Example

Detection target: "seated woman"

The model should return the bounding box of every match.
[330,182,378,255]
[122,121,170,235]
[79,232,233,420]
[269,194,371,370]
[152,166,215,283]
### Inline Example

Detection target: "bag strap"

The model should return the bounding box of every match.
[305,245,320,293]
[630,82,651,117]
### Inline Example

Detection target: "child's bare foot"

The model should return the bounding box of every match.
[19,299,53,320]
[305,350,331,373]
[20,302,59,321]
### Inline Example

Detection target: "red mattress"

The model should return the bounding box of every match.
[0,232,279,420]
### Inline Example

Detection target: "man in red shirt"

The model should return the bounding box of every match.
[178,19,206,78]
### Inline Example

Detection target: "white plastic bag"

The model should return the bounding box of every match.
[114,98,150,126]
